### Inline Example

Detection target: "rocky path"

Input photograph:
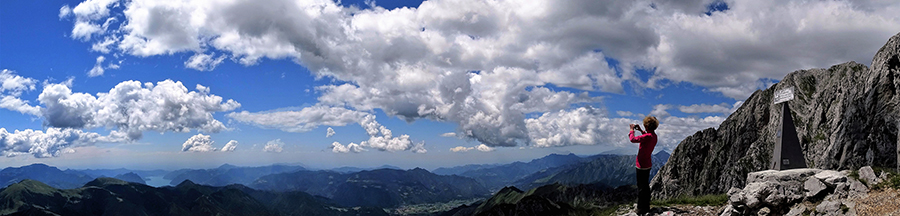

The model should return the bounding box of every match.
[616,205,725,216]
[854,188,900,216]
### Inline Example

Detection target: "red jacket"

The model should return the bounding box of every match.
[629,130,657,169]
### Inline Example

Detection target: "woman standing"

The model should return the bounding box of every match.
[629,116,658,215]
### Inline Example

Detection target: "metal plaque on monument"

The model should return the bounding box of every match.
[771,87,808,170]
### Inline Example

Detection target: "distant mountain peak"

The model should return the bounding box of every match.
[176,179,197,188]
[655,150,670,157]
[498,186,523,194]
[85,177,129,187]
[217,163,238,170]
[23,163,52,168]
[3,179,57,196]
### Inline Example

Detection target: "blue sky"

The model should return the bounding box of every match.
[1,0,898,170]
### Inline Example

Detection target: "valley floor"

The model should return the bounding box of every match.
[387,198,483,215]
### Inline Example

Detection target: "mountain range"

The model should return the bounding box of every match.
[0,149,673,214]
[0,164,94,189]
[0,177,388,216]
[651,32,900,199]
[452,153,584,190]
[514,151,670,190]
[251,167,490,208]
[440,183,637,216]
[164,164,306,186]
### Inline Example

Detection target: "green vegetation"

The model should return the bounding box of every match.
[813,133,827,142]
[871,167,900,190]
[799,75,817,98]
[650,193,728,207]
[849,170,860,181]
[595,203,629,216]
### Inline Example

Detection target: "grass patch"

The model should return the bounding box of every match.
[594,203,629,216]
[650,194,728,207]
[871,167,900,190]
[849,170,859,181]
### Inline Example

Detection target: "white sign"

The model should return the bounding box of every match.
[773,87,794,104]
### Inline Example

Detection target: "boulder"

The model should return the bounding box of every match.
[720,204,739,216]
[747,169,821,183]
[858,166,880,185]
[848,178,868,197]
[815,200,841,216]
[786,204,806,216]
[730,169,820,213]
[804,178,827,198]
[814,170,847,186]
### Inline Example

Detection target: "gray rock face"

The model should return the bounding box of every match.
[857,166,879,185]
[651,32,900,199]
[816,200,841,215]
[804,178,826,198]
[815,170,847,186]
[726,169,866,216]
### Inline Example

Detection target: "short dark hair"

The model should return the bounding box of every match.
[643,116,658,131]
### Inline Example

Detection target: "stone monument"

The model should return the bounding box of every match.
[771,87,807,170]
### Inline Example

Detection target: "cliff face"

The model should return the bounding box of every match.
[650,32,900,199]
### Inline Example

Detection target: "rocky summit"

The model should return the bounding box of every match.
[723,166,893,216]
[651,32,900,199]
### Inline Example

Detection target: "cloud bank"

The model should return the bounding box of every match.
[58,0,900,150]
[0,127,126,158]
[1,69,242,158]
[39,80,240,140]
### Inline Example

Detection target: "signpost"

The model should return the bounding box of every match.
[771,87,808,170]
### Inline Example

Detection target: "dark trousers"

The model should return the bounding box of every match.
[636,168,651,212]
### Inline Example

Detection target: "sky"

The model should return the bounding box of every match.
[1,0,899,171]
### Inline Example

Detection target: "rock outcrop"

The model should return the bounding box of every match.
[651,32,900,199]
[722,167,889,216]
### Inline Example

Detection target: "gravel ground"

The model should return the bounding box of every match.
[615,204,725,216]
[854,188,900,216]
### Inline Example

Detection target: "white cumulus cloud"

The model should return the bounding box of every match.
[449,144,493,152]
[182,133,217,152]
[0,127,127,158]
[228,106,368,133]
[332,141,363,153]
[222,140,238,152]
[60,0,900,149]
[185,53,226,71]
[326,127,335,138]
[0,70,41,116]
[330,115,426,153]
[88,56,106,77]
[263,139,284,153]
[38,79,240,140]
